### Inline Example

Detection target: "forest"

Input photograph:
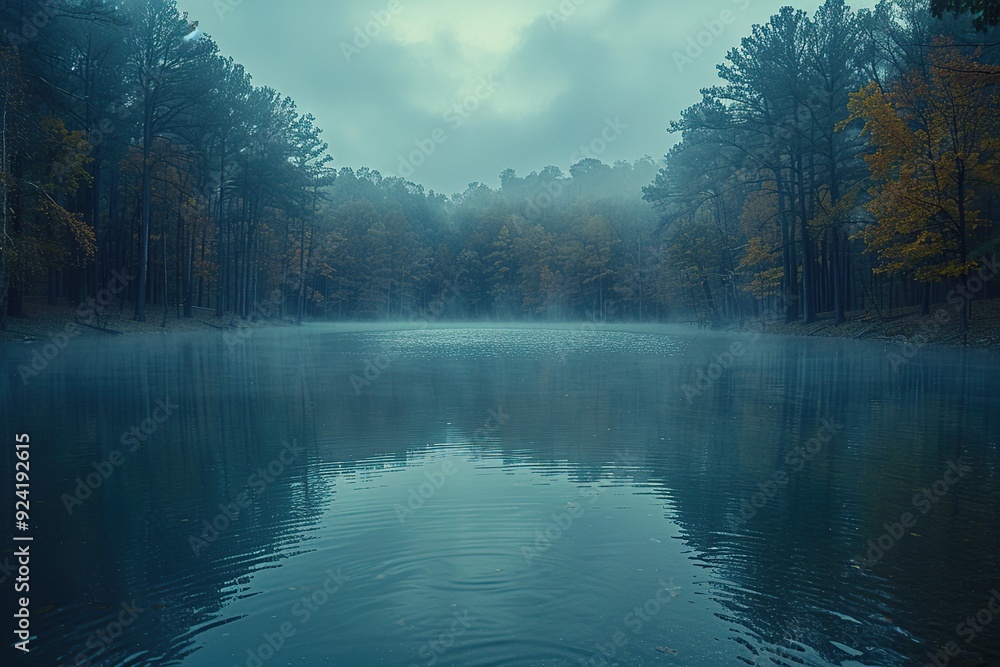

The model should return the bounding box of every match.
[1,0,999,330]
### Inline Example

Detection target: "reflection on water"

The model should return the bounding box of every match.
[1,325,999,666]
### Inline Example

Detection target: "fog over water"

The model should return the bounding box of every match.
[3,325,998,665]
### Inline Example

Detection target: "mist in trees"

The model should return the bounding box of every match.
[645,0,1000,331]
[1,0,998,330]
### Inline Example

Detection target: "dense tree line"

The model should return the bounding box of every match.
[1,0,337,326]
[0,0,667,326]
[1,0,999,331]
[645,0,1000,332]
[931,0,1000,30]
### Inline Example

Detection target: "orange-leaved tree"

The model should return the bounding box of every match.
[845,46,1000,333]
[737,188,784,320]
[19,118,96,302]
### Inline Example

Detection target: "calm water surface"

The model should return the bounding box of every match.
[2,325,999,666]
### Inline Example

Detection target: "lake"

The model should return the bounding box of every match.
[2,324,999,666]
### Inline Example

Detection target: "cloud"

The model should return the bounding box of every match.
[178,0,878,195]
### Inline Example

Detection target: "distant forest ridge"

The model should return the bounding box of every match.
[1,0,999,331]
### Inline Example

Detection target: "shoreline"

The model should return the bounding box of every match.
[726,299,1000,350]
[4,299,1000,350]
[0,300,290,345]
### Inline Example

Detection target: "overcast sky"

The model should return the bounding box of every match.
[175,0,876,196]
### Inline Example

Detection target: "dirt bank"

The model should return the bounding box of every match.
[728,299,1000,349]
[0,299,286,345]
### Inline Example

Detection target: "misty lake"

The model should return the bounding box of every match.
[3,325,1000,666]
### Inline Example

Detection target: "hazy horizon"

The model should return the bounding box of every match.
[176,0,878,195]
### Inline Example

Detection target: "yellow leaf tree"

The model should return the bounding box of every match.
[8,116,95,311]
[846,46,1000,332]
[737,188,784,320]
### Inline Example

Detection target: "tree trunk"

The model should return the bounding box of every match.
[796,154,815,324]
[777,172,797,323]
[832,230,845,325]
[135,120,152,322]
